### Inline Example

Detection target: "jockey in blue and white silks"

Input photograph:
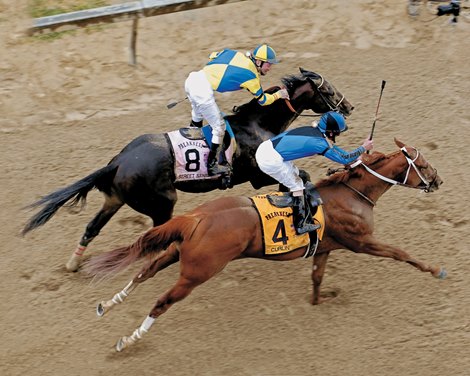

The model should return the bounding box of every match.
[256,111,374,234]
[184,44,289,176]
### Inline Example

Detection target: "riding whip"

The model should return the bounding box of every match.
[167,97,188,109]
[367,80,386,153]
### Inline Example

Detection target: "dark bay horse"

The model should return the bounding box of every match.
[22,68,353,272]
[86,138,445,352]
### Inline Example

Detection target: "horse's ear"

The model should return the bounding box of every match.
[299,67,306,75]
[394,138,405,148]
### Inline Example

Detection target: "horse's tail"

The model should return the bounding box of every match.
[85,215,200,278]
[21,164,118,235]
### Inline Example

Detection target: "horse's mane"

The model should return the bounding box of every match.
[315,151,392,187]
[280,73,310,92]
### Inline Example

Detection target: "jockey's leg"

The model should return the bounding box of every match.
[184,70,230,176]
[206,111,230,176]
[292,190,319,234]
[256,142,317,234]
[207,142,230,176]
[184,70,206,129]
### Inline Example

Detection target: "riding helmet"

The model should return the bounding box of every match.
[252,44,279,64]
[317,111,348,134]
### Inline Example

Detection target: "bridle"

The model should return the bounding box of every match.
[349,146,439,192]
[284,73,345,115]
[309,73,345,112]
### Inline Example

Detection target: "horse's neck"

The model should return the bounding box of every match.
[259,112,297,134]
[252,102,299,134]
[351,154,407,203]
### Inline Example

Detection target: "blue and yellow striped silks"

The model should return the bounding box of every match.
[202,49,279,106]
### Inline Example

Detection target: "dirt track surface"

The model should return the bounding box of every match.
[1,1,469,375]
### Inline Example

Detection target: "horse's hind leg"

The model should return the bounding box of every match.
[115,243,232,352]
[97,245,180,316]
[115,275,200,352]
[134,243,180,283]
[66,195,123,272]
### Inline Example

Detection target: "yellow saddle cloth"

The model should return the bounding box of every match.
[251,192,325,256]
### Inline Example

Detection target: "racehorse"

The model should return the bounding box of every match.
[86,138,446,352]
[21,68,353,272]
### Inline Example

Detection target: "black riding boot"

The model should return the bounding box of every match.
[293,194,319,235]
[189,119,203,128]
[207,143,230,176]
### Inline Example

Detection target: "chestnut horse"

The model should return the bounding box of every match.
[86,138,445,352]
[22,68,353,272]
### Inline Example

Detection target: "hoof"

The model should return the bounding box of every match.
[116,337,128,352]
[65,256,81,272]
[437,268,447,279]
[96,302,105,317]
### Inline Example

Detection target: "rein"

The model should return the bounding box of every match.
[342,182,376,207]
[284,99,298,114]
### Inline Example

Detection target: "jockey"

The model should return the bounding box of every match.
[184,44,290,176]
[255,111,374,234]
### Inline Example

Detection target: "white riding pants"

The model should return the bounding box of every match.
[184,70,225,145]
[255,140,305,192]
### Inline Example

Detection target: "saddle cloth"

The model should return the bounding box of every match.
[167,119,236,182]
[251,192,325,257]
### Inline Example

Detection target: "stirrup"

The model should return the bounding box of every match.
[208,162,230,176]
[293,194,319,234]
[190,120,203,128]
[296,223,320,235]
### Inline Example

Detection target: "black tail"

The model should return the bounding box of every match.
[22,164,117,235]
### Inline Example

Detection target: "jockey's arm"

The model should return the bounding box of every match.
[324,145,366,165]
[242,78,284,106]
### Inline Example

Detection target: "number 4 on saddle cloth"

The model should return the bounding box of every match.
[166,118,236,187]
[250,184,325,258]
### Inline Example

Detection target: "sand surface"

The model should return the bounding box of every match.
[1,1,469,375]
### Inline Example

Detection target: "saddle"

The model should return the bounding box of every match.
[267,182,323,213]
[266,182,324,258]
[179,127,205,140]
[167,118,237,189]
[180,116,235,150]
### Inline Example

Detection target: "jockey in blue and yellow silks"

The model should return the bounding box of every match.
[184,44,289,176]
[255,112,374,235]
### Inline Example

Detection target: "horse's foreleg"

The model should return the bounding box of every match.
[356,237,447,279]
[66,201,123,272]
[116,276,198,352]
[311,252,330,305]
[97,247,180,317]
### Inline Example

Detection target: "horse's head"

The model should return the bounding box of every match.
[281,67,354,117]
[393,138,443,193]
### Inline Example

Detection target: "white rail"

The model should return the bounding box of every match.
[29,0,248,64]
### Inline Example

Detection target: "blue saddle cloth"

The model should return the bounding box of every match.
[201,117,235,148]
